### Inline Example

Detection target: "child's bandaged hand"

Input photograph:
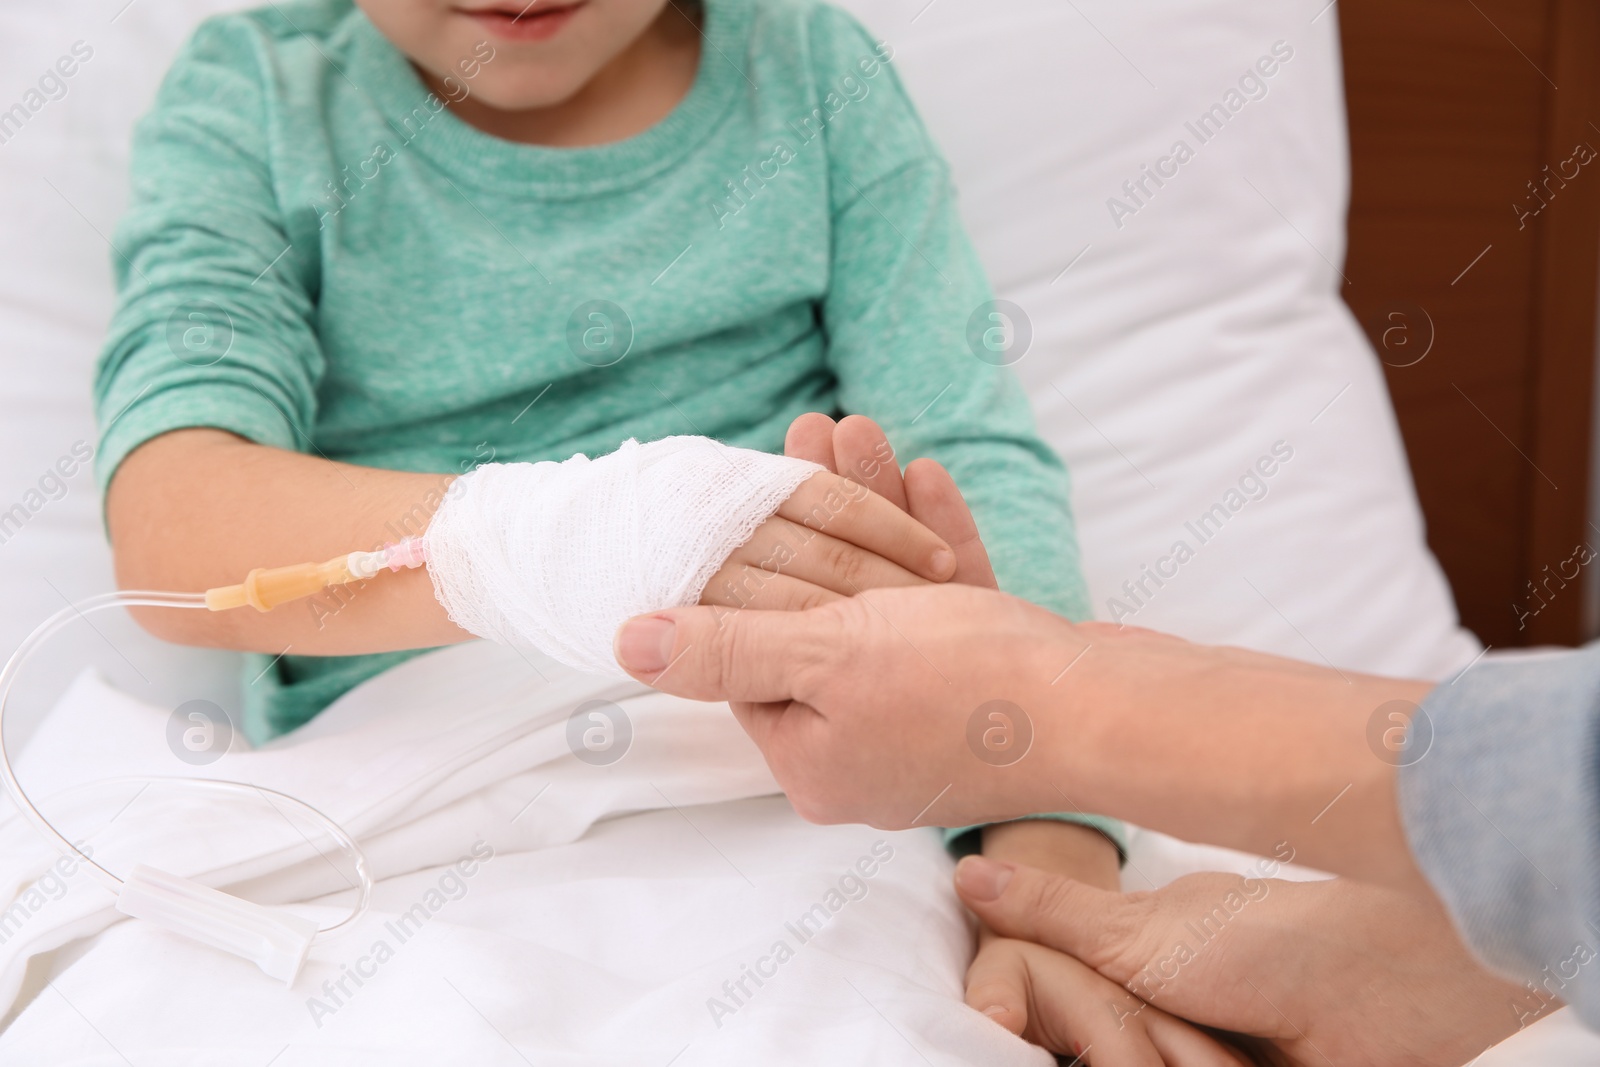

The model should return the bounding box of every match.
[423,434,956,673]
[698,465,958,611]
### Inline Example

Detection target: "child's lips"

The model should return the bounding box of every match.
[457,2,584,43]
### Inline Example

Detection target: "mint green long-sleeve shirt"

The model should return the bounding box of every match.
[93,0,1115,849]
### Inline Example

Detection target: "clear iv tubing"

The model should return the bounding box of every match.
[0,589,372,942]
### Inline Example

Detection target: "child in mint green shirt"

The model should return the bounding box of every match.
[94,0,1133,1050]
[98,0,1092,745]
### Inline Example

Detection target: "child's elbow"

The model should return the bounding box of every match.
[106,532,226,647]
[125,603,209,646]
[113,563,222,647]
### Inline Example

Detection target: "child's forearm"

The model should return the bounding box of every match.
[106,428,470,656]
[980,820,1121,891]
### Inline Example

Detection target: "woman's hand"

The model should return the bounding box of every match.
[966,829,1272,1066]
[699,412,993,611]
[955,859,1543,1067]
[616,579,1434,888]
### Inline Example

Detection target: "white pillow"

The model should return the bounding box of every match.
[840,0,1479,680]
[0,0,1474,756]
[0,2,251,743]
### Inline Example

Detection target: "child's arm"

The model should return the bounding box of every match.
[94,18,955,659]
[107,427,464,654]
[107,427,955,655]
[976,821,1119,891]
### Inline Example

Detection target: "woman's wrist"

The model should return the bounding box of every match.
[1033,621,1436,890]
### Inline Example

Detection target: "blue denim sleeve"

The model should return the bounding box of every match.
[1399,643,1600,1029]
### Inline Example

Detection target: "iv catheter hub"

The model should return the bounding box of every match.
[203,538,429,613]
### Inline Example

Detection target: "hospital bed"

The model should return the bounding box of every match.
[0,0,1591,1061]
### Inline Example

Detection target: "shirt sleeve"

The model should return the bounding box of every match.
[809,6,1121,856]
[93,16,323,500]
[1399,643,1600,1029]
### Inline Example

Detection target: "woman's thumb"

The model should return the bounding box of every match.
[954,856,1132,976]
[614,604,826,705]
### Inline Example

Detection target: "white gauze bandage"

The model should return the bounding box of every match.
[423,436,824,673]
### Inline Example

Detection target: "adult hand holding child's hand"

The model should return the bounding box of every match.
[712,414,1256,1066]
[613,577,1086,827]
[953,859,1539,1067]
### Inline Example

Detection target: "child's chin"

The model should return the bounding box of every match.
[469,71,593,113]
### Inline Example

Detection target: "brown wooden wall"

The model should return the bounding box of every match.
[1339,0,1600,649]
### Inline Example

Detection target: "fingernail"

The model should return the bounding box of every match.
[955,855,1014,902]
[615,616,675,673]
[981,1004,1008,1017]
[930,547,956,579]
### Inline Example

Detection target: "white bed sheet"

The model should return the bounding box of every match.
[0,641,1041,1065]
[1,640,1589,1064]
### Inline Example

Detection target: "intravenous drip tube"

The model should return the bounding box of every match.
[0,538,427,984]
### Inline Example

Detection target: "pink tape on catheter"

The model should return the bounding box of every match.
[383,538,429,572]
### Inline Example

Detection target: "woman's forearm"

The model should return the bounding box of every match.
[1039,624,1437,891]
[106,428,470,655]
[614,584,1441,893]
